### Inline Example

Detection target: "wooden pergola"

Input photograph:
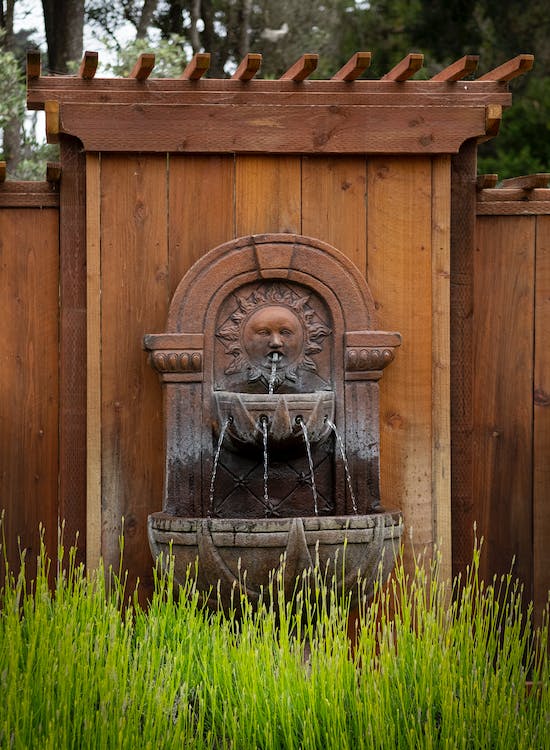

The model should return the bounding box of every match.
[22,49,534,598]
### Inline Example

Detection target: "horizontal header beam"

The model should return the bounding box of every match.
[52,101,496,154]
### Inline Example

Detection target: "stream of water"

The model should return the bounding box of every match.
[326,419,358,514]
[208,417,231,515]
[297,417,319,516]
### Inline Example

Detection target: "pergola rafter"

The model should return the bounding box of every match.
[26,50,532,156]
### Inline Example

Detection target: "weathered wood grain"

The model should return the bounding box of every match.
[58,136,87,561]
[0,207,59,580]
[168,155,235,294]
[432,156,452,579]
[55,103,492,154]
[235,156,301,236]
[86,153,102,569]
[534,214,550,625]
[301,155,367,275]
[473,215,534,590]
[450,139,476,576]
[367,156,434,559]
[99,154,169,601]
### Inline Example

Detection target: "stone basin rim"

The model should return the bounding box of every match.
[148,511,403,534]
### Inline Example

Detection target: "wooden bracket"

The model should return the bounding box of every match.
[231,53,262,81]
[78,51,98,80]
[431,55,479,82]
[26,50,41,80]
[46,162,62,183]
[45,100,60,143]
[482,104,502,140]
[280,54,319,81]
[180,53,211,80]
[382,53,423,81]
[130,53,156,80]
[332,52,372,81]
[477,54,534,82]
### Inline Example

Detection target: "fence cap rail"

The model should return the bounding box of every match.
[477,173,550,214]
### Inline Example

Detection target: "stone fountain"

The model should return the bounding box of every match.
[144,233,403,608]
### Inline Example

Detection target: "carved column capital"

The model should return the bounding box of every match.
[144,333,204,382]
[344,331,401,381]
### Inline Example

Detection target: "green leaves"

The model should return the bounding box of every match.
[1,531,548,749]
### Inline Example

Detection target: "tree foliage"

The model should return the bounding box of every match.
[1,0,550,179]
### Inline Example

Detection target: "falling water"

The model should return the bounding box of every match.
[326,419,358,514]
[260,416,272,516]
[268,352,280,394]
[297,417,318,516]
[208,417,231,515]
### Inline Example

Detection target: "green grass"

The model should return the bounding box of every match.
[1,528,548,749]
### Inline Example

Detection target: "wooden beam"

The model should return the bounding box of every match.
[500,173,550,189]
[477,54,534,82]
[279,54,318,81]
[0,161,6,182]
[78,51,98,80]
[26,50,41,79]
[476,174,498,189]
[129,53,155,80]
[483,103,502,139]
[332,52,372,81]
[55,101,490,154]
[46,162,61,183]
[45,100,60,143]
[431,55,479,82]
[382,53,424,81]
[180,53,210,80]
[231,53,262,81]
[478,188,528,202]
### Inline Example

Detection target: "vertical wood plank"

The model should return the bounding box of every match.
[301,156,367,275]
[235,156,301,236]
[450,140,476,576]
[432,156,452,581]
[0,207,59,578]
[534,214,550,624]
[86,153,102,569]
[367,156,433,558]
[168,155,235,293]
[473,216,534,591]
[100,154,169,600]
[59,136,87,560]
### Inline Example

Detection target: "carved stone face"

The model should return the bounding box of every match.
[216,282,331,390]
[242,305,305,371]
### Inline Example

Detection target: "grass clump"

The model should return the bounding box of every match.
[1,531,548,749]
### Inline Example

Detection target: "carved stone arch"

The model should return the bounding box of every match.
[167,233,377,333]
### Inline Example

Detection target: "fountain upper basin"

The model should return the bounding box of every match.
[214,390,335,454]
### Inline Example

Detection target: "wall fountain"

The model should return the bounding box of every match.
[144,233,403,608]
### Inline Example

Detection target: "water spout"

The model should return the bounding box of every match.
[297,416,318,516]
[208,416,231,515]
[326,419,358,514]
[268,351,280,394]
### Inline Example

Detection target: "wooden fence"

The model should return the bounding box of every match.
[1,51,547,621]
[0,178,60,579]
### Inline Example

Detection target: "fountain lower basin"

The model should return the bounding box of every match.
[148,510,403,610]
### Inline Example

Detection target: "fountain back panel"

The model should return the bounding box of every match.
[145,234,403,607]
